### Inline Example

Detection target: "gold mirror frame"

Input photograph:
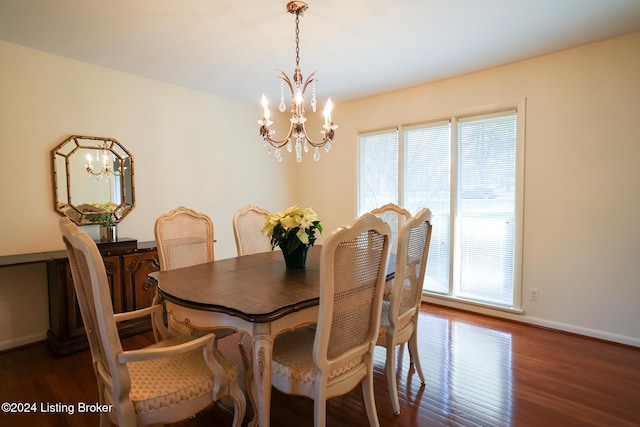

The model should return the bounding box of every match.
[52,135,135,225]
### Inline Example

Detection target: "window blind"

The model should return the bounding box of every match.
[455,111,516,306]
[404,122,451,293]
[358,130,398,214]
[356,106,521,309]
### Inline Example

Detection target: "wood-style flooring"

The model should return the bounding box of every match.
[1,303,638,427]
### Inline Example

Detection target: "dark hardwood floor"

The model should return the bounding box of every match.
[1,303,638,427]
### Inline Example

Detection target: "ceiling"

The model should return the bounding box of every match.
[1,0,640,105]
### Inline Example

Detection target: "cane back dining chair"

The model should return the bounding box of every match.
[270,213,391,427]
[370,203,412,298]
[370,203,411,254]
[232,204,272,256]
[377,208,432,415]
[232,204,272,346]
[154,206,235,338]
[58,218,246,427]
[154,206,215,271]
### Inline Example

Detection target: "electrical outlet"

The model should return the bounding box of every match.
[530,288,539,302]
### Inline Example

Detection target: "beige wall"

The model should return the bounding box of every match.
[1,32,639,350]
[0,41,291,350]
[301,32,640,346]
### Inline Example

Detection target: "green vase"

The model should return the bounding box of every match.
[281,244,309,269]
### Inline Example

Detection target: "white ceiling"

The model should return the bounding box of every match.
[1,0,640,105]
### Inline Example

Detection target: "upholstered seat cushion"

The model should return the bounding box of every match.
[378,300,412,339]
[379,300,391,338]
[273,327,317,386]
[125,334,237,415]
[272,327,363,390]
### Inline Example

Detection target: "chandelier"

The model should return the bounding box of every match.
[85,140,122,179]
[258,1,337,162]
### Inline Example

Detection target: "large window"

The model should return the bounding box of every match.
[358,105,524,310]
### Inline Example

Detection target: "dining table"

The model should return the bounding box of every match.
[147,245,394,427]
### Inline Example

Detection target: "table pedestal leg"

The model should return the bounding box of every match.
[252,323,273,427]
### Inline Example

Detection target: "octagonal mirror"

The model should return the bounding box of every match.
[52,135,135,225]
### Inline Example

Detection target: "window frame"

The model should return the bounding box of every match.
[357,100,526,312]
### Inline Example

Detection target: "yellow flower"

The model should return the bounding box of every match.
[261,214,280,237]
[280,214,301,230]
[262,205,322,253]
[296,228,309,244]
[299,209,318,229]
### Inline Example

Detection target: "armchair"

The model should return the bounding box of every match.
[58,218,245,426]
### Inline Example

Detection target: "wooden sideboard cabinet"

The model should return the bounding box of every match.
[46,238,159,356]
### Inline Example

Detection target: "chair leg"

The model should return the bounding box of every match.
[361,369,381,427]
[314,392,327,427]
[386,343,401,415]
[99,411,110,427]
[97,386,111,427]
[229,382,247,427]
[408,331,425,384]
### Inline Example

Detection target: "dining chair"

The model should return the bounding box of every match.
[154,206,215,271]
[377,208,432,415]
[58,217,246,427]
[231,204,273,346]
[370,203,411,254]
[370,203,412,298]
[232,204,272,256]
[154,206,235,339]
[270,213,391,427]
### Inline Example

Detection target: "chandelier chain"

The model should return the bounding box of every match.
[295,14,300,69]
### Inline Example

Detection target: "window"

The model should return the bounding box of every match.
[358,105,524,310]
[358,131,398,211]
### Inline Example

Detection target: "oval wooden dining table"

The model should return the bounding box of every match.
[148,245,394,427]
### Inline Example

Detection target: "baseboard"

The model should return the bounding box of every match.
[423,296,640,348]
[0,332,47,353]
[512,315,640,348]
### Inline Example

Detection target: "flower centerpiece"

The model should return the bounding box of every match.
[85,202,115,226]
[262,206,323,268]
[86,202,117,241]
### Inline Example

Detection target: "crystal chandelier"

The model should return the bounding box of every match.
[258,1,338,162]
[85,140,122,179]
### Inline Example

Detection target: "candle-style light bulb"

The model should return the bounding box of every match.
[261,94,271,120]
[294,89,303,106]
[323,98,333,125]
